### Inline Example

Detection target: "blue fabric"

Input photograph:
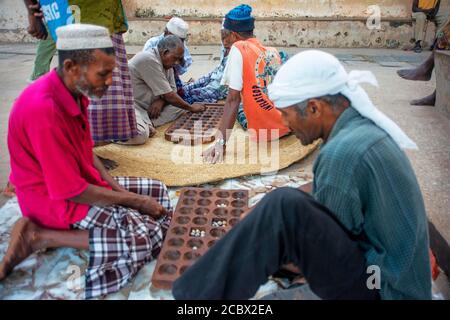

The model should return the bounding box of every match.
[143,33,192,76]
[39,0,73,41]
[224,4,255,32]
[181,47,229,104]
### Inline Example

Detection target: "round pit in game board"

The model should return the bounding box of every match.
[213,208,228,216]
[172,226,187,236]
[179,207,193,215]
[231,209,244,217]
[187,238,204,249]
[193,216,208,225]
[179,265,189,274]
[197,199,211,206]
[200,190,213,197]
[158,264,177,275]
[182,198,195,206]
[216,191,230,198]
[184,190,197,197]
[232,191,246,199]
[184,251,201,261]
[215,199,229,207]
[195,207,209,215]
[208,240,217,248]
[168,237,184,247]
[176,216,190,225]
[210,228,226,238]
[163,250,181,261]
[231,200,246,208]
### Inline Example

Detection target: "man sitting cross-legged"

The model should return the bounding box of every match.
[0,24,173,299]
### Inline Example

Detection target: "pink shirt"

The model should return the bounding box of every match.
[8,70,111,230]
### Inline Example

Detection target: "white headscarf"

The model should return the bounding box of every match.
[268,50,418,150]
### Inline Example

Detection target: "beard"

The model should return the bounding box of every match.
[75,73,108,101]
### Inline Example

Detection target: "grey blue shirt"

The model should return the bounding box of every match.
[312,107,431,300]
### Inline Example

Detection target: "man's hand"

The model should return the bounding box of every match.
[148,99,166,119]
[189,103,206,113]
[28,3,44,18]
[202,143,225,164]
[137,196,168,219]
[27,15,48,39]
[26,3,47,40]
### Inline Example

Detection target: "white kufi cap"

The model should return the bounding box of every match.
[56,24,113,50]
[166,17,189,39]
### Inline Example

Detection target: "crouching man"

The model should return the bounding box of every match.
[0,24,173,299]
[172,51,432,300]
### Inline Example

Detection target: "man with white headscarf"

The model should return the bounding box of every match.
[1,24,173,299]
[172,50,431,300]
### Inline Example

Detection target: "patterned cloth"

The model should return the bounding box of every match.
[88,33,137,143]
[181,49,229,104]
[237,103,248,129]
[72,177,173,299]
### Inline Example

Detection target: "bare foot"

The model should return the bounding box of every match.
[397,66,433,81]
[410,91,436,106]
[0,218,43,280]
[98,156,118,170]
[2,181,16,198]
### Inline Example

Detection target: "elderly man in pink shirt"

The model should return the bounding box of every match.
[0,24,173,299]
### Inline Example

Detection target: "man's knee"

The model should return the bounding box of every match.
[261,187,312,217]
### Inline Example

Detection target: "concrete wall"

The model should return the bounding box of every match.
[123,0,412,19]
[0,0,32,42]
[0,0,437,47]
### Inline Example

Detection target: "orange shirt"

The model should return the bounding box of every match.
[418,0,439,10]
[234,38,290,141]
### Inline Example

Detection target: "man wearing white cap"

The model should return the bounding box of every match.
[173,50,431,300]
[1,24,173,299]
[143,17,192,96]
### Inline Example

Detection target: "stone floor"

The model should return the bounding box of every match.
[0,43,449,299]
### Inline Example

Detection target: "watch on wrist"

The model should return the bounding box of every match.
[217,138,226,146]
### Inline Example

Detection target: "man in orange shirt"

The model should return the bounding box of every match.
[203,4,290,163]
[411,0,450,52]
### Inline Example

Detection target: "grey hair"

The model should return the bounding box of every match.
[157,34,183,53]
[293,93,350,117]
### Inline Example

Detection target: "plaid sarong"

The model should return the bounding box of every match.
[88,33,137,143]
[72,177,173,299]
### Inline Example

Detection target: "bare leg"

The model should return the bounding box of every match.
[411,90,436,106]
[0,218,89,280]
[397,52,435,81]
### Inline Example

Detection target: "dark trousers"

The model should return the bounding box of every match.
[172,187,380,300]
